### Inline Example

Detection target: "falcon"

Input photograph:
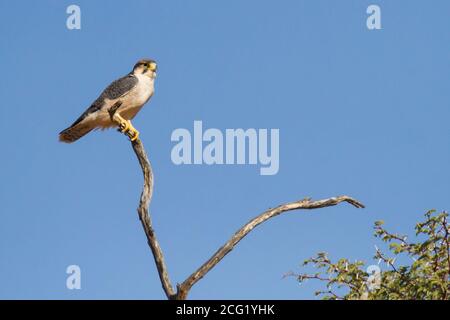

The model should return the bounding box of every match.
[59,59,157,143]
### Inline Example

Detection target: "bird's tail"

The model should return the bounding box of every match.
[59,122,94,143]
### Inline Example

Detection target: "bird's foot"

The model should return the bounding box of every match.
[124,120,140,142]
[113,114,140,142]
[127,127,140,141]
[118,119,130,133]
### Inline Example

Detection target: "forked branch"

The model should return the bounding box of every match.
[131,138,364,300]
[109,106,365,300]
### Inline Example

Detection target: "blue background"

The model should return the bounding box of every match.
[0,0,448,299]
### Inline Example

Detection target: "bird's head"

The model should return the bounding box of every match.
[132,59,157,79]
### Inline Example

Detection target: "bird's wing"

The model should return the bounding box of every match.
[68,74,139,127]
[101,73,139,100]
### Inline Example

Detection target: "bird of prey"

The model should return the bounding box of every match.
[59,59,157,143]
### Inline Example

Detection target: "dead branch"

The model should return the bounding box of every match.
[176,195,364,299]
[131,139,176,299]
[109,104,176,298]
[108,105,365,299]
[132,137,363,300]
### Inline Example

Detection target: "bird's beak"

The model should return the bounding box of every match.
[149,62,157,72]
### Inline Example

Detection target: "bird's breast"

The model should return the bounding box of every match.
[131,75,154,105]
[120,75,154,119]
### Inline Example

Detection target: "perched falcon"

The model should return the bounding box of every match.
[59,59,157,143]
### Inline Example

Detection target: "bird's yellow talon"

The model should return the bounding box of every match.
[119,121,130,133]
[112,116,139,141]
[124,120,139,141]
[130,131,140,141]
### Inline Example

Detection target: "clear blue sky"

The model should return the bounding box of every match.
[0,0,449,299]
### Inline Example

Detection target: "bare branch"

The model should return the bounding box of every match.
[176,196,364,299]
[109,105,175,299]
[109,105,365,300]
[131,139,176,299]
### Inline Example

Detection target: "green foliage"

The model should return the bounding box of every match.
[296,210,450,300]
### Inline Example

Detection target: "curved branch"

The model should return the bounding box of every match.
[108,105,175,299]
[128,134,364,300]
[175,196,364,299]
[131,139,176,299]
[109,104,364,300]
